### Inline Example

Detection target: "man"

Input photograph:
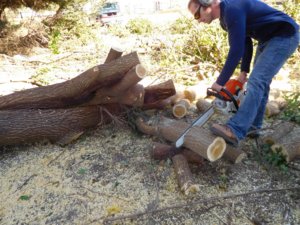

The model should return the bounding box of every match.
[188,0,299,146]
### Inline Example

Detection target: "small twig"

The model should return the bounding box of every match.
[47,149,67,166]
[100,186,300,224]
[15,174,37,192]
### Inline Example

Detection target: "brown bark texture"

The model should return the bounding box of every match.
[0,52,140,110]
[151,142,204,165]
[0,104,124,146]
[136,116,226,162]
[172,154,200,195]
[0,49,177,146]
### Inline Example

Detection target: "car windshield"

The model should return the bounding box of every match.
[100,3,119,13]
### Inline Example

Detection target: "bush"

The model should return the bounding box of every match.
[126,18,153,35]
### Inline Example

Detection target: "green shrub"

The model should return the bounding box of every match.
[126,18,153,35]
[281,92,300,124]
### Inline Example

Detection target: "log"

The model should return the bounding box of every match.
[0,104,124,146]
[271,140,300,163]
[265,101,280,117]
[0,52,140,109]
[196,98,211,113]
[82,84,145,107]
[262,121,295,145]
[142,79,176,110]
[136,117,226,162]
[172,99,191,119]
[152,142,204,165]
[223,145,247,164]
[104,46,123,63]
[183,83,209,102]
[172,154,200,195]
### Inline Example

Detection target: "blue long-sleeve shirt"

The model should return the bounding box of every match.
[216,0,299,86]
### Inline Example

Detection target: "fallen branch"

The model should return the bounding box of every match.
[101,187,300,224]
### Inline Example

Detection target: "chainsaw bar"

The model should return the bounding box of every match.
[175,106,214,148]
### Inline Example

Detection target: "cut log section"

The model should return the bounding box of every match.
[223,145,247,164]
[262,122,295,145]
[104,46,123,63]
[172,99,191,119]
[0,52,140,110]
[142,79,176,110]
[196,98,212,113]
[151,142,204,165]
[136,117,226,162]
[183,83,209,102]
[172,154,200,195]
[271,139,300,163]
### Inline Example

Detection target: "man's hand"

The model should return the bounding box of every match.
[237,71,248,84]
[211,82,223,92]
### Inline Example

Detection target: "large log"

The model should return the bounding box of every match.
[0,104,124,146]
[136,117,226,162]
[0,52,140,110]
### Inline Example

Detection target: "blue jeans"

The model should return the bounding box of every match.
[227,31,300,140]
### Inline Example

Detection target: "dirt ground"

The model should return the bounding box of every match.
[0,18,300,225]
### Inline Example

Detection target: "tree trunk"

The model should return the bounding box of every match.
[0,104,124,146]
[0,52,140,110]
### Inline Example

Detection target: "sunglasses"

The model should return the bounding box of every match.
[194,5,202,20]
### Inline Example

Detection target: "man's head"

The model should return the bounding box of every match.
[188,0,220,24]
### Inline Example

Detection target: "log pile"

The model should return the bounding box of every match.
[0,47,250,195]
[0,48,176,146]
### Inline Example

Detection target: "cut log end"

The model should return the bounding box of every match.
[172,104,187,119]
[182,183,200,195]
[136,64,147,79]
[172,99,190,119]
[207,137,226,162]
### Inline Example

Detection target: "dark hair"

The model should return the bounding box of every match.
[188,0,213,9]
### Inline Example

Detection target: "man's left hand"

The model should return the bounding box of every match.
[211,82,223,92]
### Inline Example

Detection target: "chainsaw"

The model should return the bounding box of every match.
[175,79,246,148]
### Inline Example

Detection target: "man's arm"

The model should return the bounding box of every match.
[240,37,253,75]
[215,6,248,87]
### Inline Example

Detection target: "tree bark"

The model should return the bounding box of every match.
[151,142,204,165]
[104,46,123,63]
[262,122,295,145]
[0,104,124,146]
[172,154,200,195]
[82,84,145,107]
[142,79,176,110]
[223,145,247,164]
[196,98,211,113]
[0,52,140,110]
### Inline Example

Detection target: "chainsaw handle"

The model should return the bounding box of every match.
[207,88,239,110]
